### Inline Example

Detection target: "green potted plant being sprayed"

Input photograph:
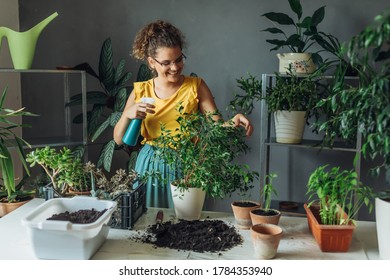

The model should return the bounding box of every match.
[261,0,326,74]
[151,106,258,220]
[0,86,37,217]
[264,70,319,144]
[304,165,375,252]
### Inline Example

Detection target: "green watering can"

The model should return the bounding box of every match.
[0,12,58,69]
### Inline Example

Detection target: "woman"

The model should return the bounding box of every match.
[114,20,253,208]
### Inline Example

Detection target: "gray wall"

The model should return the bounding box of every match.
[13,0,390,220]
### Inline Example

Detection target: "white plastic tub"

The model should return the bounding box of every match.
[22,196,117,260]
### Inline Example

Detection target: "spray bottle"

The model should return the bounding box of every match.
[122,97,155,146]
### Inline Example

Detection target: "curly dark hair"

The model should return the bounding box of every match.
[132,20,186,61]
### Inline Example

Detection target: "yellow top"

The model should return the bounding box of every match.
[133,76,201,145]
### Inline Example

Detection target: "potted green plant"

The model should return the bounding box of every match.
[0,87,36,217]
[0,86,37,216]
[26,146,87,197]
[151,106,259,220]
[264,70,320,143]
[304,165,375,252]
[250,173,281,225]
[261,0,327,73]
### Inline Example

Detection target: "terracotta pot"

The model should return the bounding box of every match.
[250,223,283,259]
[304,203,355,252]
[0,199,31,217]
[250,208,281,225]
[231,201,260,229]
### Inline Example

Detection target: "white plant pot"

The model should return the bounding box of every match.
[375,197,390,259]
[170,184,206,220]
[274,111,306,144]
[277,53,316,74]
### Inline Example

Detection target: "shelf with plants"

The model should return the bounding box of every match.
[0,68,87,156]
[258,73,362,215]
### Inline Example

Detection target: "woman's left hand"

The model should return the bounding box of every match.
[231,113,253,137]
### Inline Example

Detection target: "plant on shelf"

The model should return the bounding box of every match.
[26,146,87,196]
[228,73,262,116]
[261,0,330,73]
[0,86,37,212]
[264,69,322,143]
[151,105,259,219]
[66,38,153,172]
[265,70,319,113]
[306,165,375,226]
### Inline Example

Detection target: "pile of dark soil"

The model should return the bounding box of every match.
[47,208,107,224]
[137,219,243,253]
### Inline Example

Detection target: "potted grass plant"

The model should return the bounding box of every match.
[0,86,37,217]
[151,106,259,220]
[304,165,375,252]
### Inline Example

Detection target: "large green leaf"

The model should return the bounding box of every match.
[91,117,110,142]
[136,64,153,82]
[311,6,326,26]
[114,59,126,84]
[97,140,116,172]
[99,38,115,92]
[67,91,107,106]
[262,12,295,26]
[88,105,105,135]
[289,0,302,20]
[114,88,128,112]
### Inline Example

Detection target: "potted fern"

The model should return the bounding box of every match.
[0,86,37,216]
[304,165,375,252]
[151,106,258,220]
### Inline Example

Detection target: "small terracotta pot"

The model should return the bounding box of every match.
[0,199,31,217]
[250,208,281,225]
[231,201,260,229]
[250,224,283,259]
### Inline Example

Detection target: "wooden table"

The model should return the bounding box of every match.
[0,198,380,260]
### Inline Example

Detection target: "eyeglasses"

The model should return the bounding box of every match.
[152,54,186,68]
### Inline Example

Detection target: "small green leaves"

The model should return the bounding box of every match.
[150,107,258,199]
[306,165,375,225]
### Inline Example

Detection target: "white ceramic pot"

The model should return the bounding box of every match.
[170,184,206,220]
[277,53,316,74]
[375,197,390,259]
[274,111,306,144]
[250,224,283,259]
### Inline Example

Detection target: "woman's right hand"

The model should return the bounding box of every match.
[125,101,155,120]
